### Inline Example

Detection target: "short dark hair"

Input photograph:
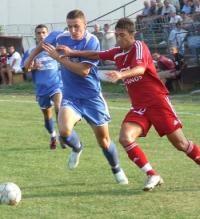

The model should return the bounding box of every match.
[66,9,86,21]
[35,24,48,33]
[115,18,135,33]
[7,45,15,49]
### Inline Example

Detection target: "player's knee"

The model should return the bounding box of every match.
[98,137,110,149]
[59,128,71,138]
[119,135,135,147]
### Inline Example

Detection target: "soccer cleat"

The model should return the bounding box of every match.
[50,136,57,150]
[143,175,164,191]
[113,169,129,185]
[68,145,83,170]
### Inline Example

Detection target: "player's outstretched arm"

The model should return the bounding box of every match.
[24,44,43,71]
[106,66,145,83]
[56,45,100,60]
[42,43,93,77]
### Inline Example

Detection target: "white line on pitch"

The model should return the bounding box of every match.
[0,99,200,116]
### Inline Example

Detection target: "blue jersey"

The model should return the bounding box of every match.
[45,30,101,99]
[21,47,63,97]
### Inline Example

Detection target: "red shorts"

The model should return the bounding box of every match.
[123,96,182,137]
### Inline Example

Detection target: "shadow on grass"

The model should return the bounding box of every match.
[22,181,200,200]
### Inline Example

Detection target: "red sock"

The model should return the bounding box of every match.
[124,142,157,176]
[187,142,200,164]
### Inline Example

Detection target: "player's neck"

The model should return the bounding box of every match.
[123,40,135,52]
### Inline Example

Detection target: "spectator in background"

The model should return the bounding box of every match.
[169,11,183,25]
[187,25,200,57]
[7,45,22,73]
[149,0,158,15]
[152,52,179,90]
[169,0,181,12]
[181,0,194,14]
[181,11,194,30]
[102,23,116,65]
[92,24,104,50]
[0,46,8,85]
[168,21,188,56]
[161,0,176,16]
[141,1,151,17]
[156,0,164,15]
[102,23,116,50]
[194,0,200,12]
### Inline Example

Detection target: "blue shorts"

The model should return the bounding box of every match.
[37,88,62,109]
[61,93,111,126]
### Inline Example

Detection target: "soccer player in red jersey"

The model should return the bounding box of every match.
[42,17,200,191]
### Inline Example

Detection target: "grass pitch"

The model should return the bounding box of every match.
[0,83,200,219]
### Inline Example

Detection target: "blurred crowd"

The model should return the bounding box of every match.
[135,0,200,57]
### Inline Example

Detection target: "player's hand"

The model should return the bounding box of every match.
[56,45,72,56]
[41,43,60,61]
[106,71,122,83]
[24,58,33,71]
[32,60,43,70]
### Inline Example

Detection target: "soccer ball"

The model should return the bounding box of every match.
[0,182,22,206]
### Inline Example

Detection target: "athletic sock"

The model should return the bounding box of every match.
[124,142,156,176]
[186,141,200,164]
[102,142,121,174]
[51,130,56,138]
[45,118,54,134]
[60,130,81,152]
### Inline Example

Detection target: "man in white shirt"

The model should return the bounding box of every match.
[161,0,176,15]
[168,21,188,55]
[7,45,22,73]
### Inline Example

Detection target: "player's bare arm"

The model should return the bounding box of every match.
[56,45,100,60]
[24,44,43,71]
[106,66,145,83]
[42,43,92,77]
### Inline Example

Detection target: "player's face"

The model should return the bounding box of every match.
[67,18,86,40]
[35,27,48,44]
[115,28,135,51]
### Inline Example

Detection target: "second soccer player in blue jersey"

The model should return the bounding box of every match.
[21,24,63,149]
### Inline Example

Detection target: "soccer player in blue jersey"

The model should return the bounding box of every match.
[24,10,128,184]
[21,24,63,150]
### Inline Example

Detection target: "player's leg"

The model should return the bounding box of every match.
[42,107,57,150]
[38,95,57,149]
[58,106,83,169]
[51,92,62,122]
[167,128,200,164]
[91,124,128,185]
[119,121,163,191]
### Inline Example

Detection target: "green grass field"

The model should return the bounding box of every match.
[0,83,200,219]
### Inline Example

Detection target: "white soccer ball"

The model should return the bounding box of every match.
[0,182,22,206]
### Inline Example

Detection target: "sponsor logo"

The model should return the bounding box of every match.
[124,75,143,85]
[174,120,179,125]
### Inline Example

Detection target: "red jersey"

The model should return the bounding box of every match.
[99,40,169,107]
[157,55,175,70]
[0,54,8,65]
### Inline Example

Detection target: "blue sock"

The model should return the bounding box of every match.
[102,142,121,174]
[45,118,54,134]
[60,130,81,152]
